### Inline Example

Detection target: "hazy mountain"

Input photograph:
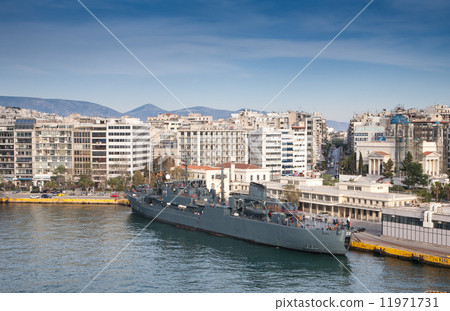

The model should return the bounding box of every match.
[0,96,122,118]
[123,103,168,119]
[171,106,241,119]
[326,120,349,132]
[123,104,250,121]
[0,96,348,127]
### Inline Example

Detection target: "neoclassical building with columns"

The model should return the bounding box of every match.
[366,150,441,177]
[422,151,440,177]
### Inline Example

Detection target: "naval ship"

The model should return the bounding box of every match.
[127,175,354,255]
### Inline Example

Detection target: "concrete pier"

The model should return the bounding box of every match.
[351,231,450,268]
[0,193,129,206]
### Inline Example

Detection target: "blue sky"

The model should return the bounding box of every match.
[1,0,450,121]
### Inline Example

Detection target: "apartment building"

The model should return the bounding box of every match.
[0,119,15,180]
[34,121,73,186]
[106,117,151,178]
[249,127,282,175]
[14,119,35,185]
[178,125,248,166]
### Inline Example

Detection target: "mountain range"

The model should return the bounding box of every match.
[0,95,348,130]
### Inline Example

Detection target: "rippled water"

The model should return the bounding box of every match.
[0,203,448,293]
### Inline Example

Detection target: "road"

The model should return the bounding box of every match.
[326,147,341,176]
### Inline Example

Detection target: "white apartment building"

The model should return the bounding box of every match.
[249,127,282,176]
[107,117,151,179]
[292,122,308,176]
[34,121,73,185]
[178,125,248,166]
[249,126,308,177]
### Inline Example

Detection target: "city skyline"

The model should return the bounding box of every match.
[1,0,450,122]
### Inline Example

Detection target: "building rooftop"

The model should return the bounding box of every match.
[218,162,264,170]
[187,165,220,171]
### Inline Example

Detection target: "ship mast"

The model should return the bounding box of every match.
[220,164,225,203]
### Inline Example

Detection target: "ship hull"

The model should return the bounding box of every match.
[128,196,351,255]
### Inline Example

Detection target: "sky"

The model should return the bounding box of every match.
[1,0,450,121]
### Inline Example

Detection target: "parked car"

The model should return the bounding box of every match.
[110,193,119,198]
[41,194,52,198]
[12,190,20,194]
[30,194,40,199]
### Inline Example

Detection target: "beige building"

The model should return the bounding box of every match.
[238,178,417,222]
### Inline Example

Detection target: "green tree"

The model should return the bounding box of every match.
[431,182,444,202]
[132,171,145,188]
[282,184,301,204]
[53,165,67,190]
[143,164,150,183]
[322,174,336,186]
[332,138,346,149]
[444,184,450,202]
[107,175,131,191]
[381,159,394,180]
[53,165,66,175]
[415,189,433,202]
[402,151,413,172]
[358,152,363,174]
[77,175,94,189]
[339,152,357,174]
[403,162,429,189]
[390,185,406,192]
[351,152,357,174]
[45,180,58,190]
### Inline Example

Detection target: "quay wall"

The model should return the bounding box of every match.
[350,240,450,268]
[1,197,129,206]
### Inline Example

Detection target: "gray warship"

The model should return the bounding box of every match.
[128,176,353,255]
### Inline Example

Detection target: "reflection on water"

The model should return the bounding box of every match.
[0,204,448,293]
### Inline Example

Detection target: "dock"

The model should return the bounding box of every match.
[0,194,129,206]
[351,232,450,268]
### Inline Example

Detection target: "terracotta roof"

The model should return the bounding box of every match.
[422,151,435,156]
[187,165,220,171]
[375,151,390,156]
[218,162,263,170]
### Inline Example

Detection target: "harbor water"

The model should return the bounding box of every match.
[0,203,449,293]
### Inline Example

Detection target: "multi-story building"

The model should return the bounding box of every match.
[249,127,282,176]
[106,117,151,179]
[0,119,15,180]
[295,112,326,171]
[34,121,73,186]
[291,122,308,176]
[14,119,35,185]
[178,125,248,166]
